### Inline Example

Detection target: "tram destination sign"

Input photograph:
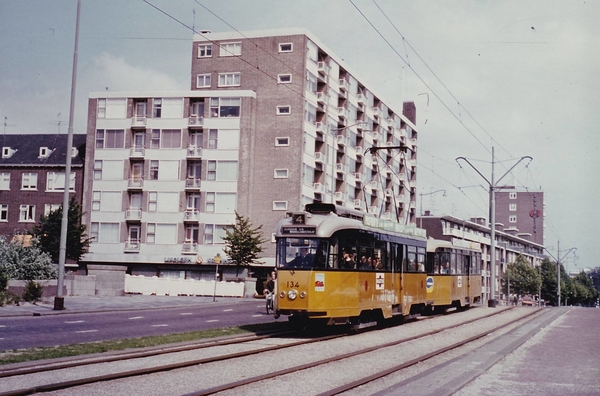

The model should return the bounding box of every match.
[282,226,316,235]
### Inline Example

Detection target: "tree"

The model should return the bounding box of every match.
[501,254,541,298]
[221,212,268,276]
[540,258,558,305]
[30,197,91,263]
[570,272,598,306]
[0,238,56,281]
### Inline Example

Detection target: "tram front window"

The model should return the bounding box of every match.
[277,238,326,269]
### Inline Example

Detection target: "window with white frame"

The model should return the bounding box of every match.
[206,192,236,213]
[150,160,159,180]
[275,137,289,146]
[146,223,177,244]
[148,191,158,212]
[44,203,61,215]
[196,74,211,88]
[218,73,241,87]
[19,205,35,222]
[219,42,241,56]
[206,160,238,181]
[90,222,119,243]
[150,129,181,149]
[104,98,126,118]
[204,224,233,244]
[0,172,10,190]
[509,203,517,211]
[276,105,291,115]
[95,129,125,149]
[197,43,212,58]
[209,97,241,118]
[46,172,75,192]
[509,192,517,199]
[207,129,239,150]
[21,173,37,190]
[306,71,317,95]
[278,74,292,83]
[208,129,218,149]
[279,43,293,52]
[273,201,288,211]
[92,191,121,212]
[97,98,106,118]
[0,204,7,221]
[94,160,124,180]
[509,215,517,223]
[152,98,162,118]
[274,169,289,178]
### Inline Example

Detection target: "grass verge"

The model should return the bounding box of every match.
[0,321,288,366]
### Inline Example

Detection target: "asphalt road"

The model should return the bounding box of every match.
[0,299,277,350]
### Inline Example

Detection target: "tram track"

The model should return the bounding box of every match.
[0,306,522,395]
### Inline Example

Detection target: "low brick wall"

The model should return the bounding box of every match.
[7,279,66,298]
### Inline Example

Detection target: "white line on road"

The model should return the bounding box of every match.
[180,312,193,315]
[65,320,85,324]
[206,319,219,323]
[251,315,263,317]
[129,316,144,320]
[223,309,233,312]
[75,330,98,333]
[0,325,6,328]
[151,324,169,327]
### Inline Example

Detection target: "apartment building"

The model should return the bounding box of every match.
[81,28,419,277]
[495,188,544,246]
[418,214,545,302]
[0,134,86,238]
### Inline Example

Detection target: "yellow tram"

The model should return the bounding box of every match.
[274,203,481,328]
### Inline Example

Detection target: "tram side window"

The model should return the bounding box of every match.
[456,252,465,274]
[473,252,481,274]
[464,254,471,275]
[405,245,417,272]
[417,247,426,272]
[395,244,405,272]
[450,252,457,274]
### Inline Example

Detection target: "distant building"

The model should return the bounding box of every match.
[81,28,419,278]
[494,187,544,246]
[0,134,86,238]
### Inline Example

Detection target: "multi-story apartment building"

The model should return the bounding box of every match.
[81,28,419,278]
[418,214,545,303]
[495,188,544,246]
[0,134,86,238]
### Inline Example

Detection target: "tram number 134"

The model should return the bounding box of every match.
[286,281,300,288]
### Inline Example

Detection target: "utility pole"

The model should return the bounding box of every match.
[55,0,81,310]
[456,147,532,307]
[544,242,576,307]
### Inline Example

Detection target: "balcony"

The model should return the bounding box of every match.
[124,239,140,252]
[187,145,203,158]
[125,209,142,222]
[336,162,347,174]
[128,177,143,190]
[129,146,145,159]
[372,106,382,118]
[185,178,202,190]
[314,152,325,164]
[334,191,345,202]
[188,116,204,127]
[315,122,326,133]
[354,199,365,210]
[338,107,349,120]
[357,94,365,105]
[183,209,200,222]
[381,211,392,220]
[131,116,147,128]
[182,242,198,254]
[336,134,347,147]
[316,92,326,104]
[385,188,394,197]
[317,61,330,76]
[369,206,379,214]
[313,182,326,194]
[354,172,363,185]
[339,79,350,92]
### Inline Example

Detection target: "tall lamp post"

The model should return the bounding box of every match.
[544,243,576,307]
[456,147,532,307]
[419,189,446,228]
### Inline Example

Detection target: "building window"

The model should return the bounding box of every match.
[218,73,241,87]
[94,160,123,180]
[148,191,157,212]
[219,42,241,57]
[197,44,212,58]
[21,173,37,190]
[0,172,10,190]
[19,205,35,222]
[196,74,211,88]
[273,201,288,211]
[90,222,119,243]
[274,169,289,178]
[509,192,517,199]
[509,203,517,211]
[276,105,291,115]
[275,137,289,146]
[210,97,240,118]
[278,74,292,84]
[0,205,8,221]
[150,129,182,149]
[509,215,517,223]
[304,101,317,125]
[306,71,317,95]
[97,98,106,118]
[152,98,162,118]
[206,160,238,181]
[279,43,293,53]
[46,172,75,192]
[95,129,125,149]
[150,160,159,180]
[92,191,121,212]
[204,224,233,244]
[146,223,156,243]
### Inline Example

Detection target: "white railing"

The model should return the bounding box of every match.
[124,274,245,297]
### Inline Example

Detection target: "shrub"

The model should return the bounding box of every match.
[22,280,44,303]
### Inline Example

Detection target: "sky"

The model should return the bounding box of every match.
[1,0,598,273]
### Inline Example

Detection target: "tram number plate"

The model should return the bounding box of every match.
[282,226,316,235]
[286,281,300,288]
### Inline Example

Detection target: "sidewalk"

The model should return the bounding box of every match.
[0,295,243,317]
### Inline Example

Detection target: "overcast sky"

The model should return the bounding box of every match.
[1,0,598,272]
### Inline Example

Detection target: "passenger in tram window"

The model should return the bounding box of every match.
[373,257,383,270]
[441,262,450,274]
[289,247,313,268]
[418,261,425,272]
[359,256,370,270]
[342,250,356,269]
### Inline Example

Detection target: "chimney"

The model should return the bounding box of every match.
[403,102,416,125]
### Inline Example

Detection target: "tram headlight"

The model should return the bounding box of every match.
[288,289,298,300]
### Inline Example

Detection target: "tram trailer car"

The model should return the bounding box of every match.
[274,203,482,329]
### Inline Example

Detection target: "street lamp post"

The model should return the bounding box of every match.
[456,147,532,307]
[419,189,446,228]
[543,242,576,307]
